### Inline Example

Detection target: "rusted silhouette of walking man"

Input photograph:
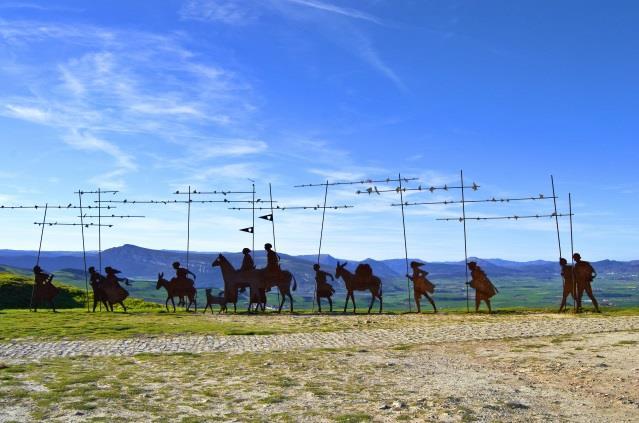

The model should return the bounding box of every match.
[573,253,601,313]
[467,261,498,313]
[313,263,335,312]
[31,265,58,312]
[406,261,437,313]
[89,266,111,312]
[557,258,577,313]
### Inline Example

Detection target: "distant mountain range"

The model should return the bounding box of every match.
[1,244,638,296]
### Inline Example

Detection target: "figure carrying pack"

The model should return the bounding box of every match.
[467,261,498,313]
[406,261,437,313]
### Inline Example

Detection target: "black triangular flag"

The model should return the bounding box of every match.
[240,227,254,233]
[259,214,273,221]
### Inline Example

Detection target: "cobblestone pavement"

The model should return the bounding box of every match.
[1,316,638,362]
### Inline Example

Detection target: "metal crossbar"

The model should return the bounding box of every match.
[437,213,574,222]
[294,177,419,188]
[392,194,556,207]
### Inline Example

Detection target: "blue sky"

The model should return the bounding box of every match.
[0,0,637,261]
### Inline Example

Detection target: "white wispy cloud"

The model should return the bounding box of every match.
[283,0,382,25]
[179,0,256,24]
[4,104,50,122]
[0,20,262,187]
[64,130,136,171]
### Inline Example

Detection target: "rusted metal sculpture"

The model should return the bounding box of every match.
[467,261,498,313]
[314,263,335,312]
[335,262,383,314]
[212,254,297,313]
[31,265,59,312]
[88,266,111,312]
[155,272,196,312]
[406,261,437,313]
[573,253,601,313]
[203,288,227,314]
[103,267,130,312]
[558,258,576,313]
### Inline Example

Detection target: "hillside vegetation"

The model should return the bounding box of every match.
[0,267,160,311]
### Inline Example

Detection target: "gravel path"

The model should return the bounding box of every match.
[2,316,638,361]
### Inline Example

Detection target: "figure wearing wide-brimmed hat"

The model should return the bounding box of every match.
[467,261,498,313]
[103,266,129,311]
[572,253,600,313]
[31,265,58,311]
[406,261,437,313]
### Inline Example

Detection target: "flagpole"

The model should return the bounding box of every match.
[269,183,279,306]
[187,185,191,268]
[460,170,470,313]
[98,188,102,272]
[569,193,576,313]
[551,176,562,259]
[30,203,48,311]
[314,180,329,313]
[398,173,411,313]
[78,191,90,312]
[252,183,255,257]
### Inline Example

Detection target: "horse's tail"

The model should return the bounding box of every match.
[291,273,297,292]
[376,276,383,297]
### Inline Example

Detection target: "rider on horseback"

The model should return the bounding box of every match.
[240,248,256,271]
[172,261,196,288]
[264,243,282,289]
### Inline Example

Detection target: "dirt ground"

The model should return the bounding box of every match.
[1,314,638,422]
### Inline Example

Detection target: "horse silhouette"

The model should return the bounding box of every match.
[212,254,297,313]
[212,254,264,312]
[335,262,383,314]
[156,272,197,312]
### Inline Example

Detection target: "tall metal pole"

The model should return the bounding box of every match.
[78,192,90,312]
[98,188,102,272]
[252,183,256,256]
[30,204,48,311]
[460,170,470,313]
[398,173,412,313]
[314,180,330,312]
[551,176,562,259]
[569,193,576,313]
[186,185,191,268]
[268,183,279,306]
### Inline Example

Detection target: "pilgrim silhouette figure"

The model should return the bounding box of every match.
[573,253,601,313]
[467,261,498,313]
[31,265,58,312]
[240,247,256,271]
[406,261,437,313]
[88,266,111,312]
[313,263,335,312]
[558,258,577,313]
[103,266,129,312]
